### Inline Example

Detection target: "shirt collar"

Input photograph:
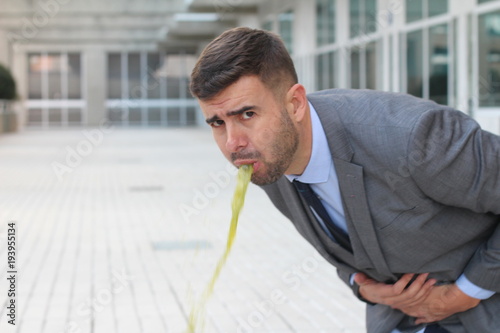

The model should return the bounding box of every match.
[286,102,332,184]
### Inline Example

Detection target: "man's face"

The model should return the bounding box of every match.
[199,75,299,185]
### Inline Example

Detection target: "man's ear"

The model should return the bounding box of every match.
[286,84,308,122]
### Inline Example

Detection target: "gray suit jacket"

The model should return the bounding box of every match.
[261,89,500,333]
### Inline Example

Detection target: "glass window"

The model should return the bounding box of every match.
[48,108,62,124]
[349,41,379,90]
[407,0,447,23]
[366,41,378,90]
[162,53,197,99]
[148,108,162,124]
[27,52,83,127]
[365,0,377,34]
[28,52,81,100]
[350,0,377,38]
[167,107,181,125]
[429,0,447,18]
[350,0,361,38]
[317,0,336,46]
[407,30,424,98]
[186,107,197,126]
[28,54,43,99]
[147,53,162,99]
[105,52,196,126]
[167,78,180,98]
[479,10,500,106]
[406,25,449,103]
[279,11,294,54]
[128,108,142,124]
[107,52,196,101]
[429,24,448,105]
[108,109,123,123]
[351,49,361,89]
[164,54,181,99]
[67,108,82,124]
[107,53,122,99]
[128,53,141,99]
[47,54,62,100]
[316,54,324,90]
[406,0,423,23]
[316,51,336,90]
[27,109,42,124]
[67,53,81,99]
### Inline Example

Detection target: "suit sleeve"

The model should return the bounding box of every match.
[337,269,377,305]
[408,108,500,291]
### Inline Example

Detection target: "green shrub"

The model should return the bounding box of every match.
[0,64,17,100]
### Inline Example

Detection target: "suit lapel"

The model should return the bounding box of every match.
[309,94,396,280]
[334,159,394,278]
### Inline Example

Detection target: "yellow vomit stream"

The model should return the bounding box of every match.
[186,164,253,333]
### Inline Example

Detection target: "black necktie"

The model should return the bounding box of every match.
[293,180,352,252]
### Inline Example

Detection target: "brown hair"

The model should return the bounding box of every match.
[190,27,298,101]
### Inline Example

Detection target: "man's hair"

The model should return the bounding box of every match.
[190,27,298,101]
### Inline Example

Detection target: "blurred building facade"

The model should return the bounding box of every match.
[1,0,500,134]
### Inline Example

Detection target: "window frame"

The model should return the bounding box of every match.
[401,14,455,106]
[26,51,85,128]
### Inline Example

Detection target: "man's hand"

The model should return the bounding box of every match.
[355,273,481,323]
[401,284,481,324]
[355,273,436,309]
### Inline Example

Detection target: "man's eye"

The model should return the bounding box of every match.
[242,111,255,119]
[211,120,224,127]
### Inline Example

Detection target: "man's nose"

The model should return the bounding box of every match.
[225,125,248,153]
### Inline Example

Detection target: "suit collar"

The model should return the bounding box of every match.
[308,93,354,162]
[285,102,331,184]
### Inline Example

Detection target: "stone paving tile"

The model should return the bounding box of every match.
[0,128,365,333]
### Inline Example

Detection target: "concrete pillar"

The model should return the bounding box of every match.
[451,0,476,114]
[293,0,315,57]
[389,0,406,93]
[377,0,404,92]
[0,30,10,66]
[293,0,316,92]
[337,0,350,89]
[84,47,107,126]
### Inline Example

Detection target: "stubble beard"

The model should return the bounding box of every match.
[232,109,299,186]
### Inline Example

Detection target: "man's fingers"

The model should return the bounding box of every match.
[405,273,428,291]
[354,272,371,285]
[408,278,436,304]
[357,273,438,308]
[402,273,434,297]
[391,276,436,308]
[392,273,416,294]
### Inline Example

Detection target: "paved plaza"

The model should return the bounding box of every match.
[0,127,365,333]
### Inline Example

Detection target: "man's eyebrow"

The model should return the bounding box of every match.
[227,105,255,117]
[205,105,256,124]
[205,114,220,124]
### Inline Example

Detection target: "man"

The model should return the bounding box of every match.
[190,27,500,333]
